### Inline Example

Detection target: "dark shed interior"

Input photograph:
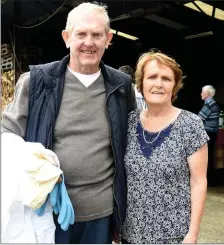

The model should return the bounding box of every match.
[2,0,224,112]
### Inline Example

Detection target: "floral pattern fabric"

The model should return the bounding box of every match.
[122,109,209,244]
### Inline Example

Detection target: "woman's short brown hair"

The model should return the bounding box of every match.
[135,51,184,103]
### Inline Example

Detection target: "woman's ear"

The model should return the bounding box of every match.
[62,30,70,48]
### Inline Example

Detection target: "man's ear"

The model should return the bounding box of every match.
[62,30,70,48]
[105,32,113,49]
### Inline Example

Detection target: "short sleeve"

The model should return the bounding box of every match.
[183,114,210,157]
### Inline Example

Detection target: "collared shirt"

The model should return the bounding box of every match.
[198,97,220,132]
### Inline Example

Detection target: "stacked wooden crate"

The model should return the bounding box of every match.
[1,44,15,111]
[1,45,43,110]
[1,44,13,71]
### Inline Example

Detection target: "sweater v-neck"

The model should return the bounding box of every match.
[66,68,102,91]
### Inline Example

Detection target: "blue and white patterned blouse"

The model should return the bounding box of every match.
[122,109,209,244]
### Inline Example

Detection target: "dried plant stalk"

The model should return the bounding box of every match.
[1,70,15,111]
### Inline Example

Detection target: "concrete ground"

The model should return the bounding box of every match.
[198,185,224,243]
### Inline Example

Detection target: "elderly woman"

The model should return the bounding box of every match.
[121,51,209,244]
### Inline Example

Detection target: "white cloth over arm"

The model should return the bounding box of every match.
[1,132,62,243]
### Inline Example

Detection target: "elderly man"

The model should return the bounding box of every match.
[1,2,136,243]
[198,85,220,186]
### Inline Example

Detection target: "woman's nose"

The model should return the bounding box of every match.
[154,78,162,87]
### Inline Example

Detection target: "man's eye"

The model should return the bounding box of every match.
[93,33,102,37]
[77,32,85,37]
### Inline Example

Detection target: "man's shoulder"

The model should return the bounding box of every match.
[206,98,219,110]
[30,60,60,72]
[206,98,216,105]
[30,55,69,76]
[104,65,132,82]
[16,71,30,89]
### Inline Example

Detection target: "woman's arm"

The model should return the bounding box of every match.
[183,143,208,243]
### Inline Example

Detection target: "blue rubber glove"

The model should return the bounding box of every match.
[50,183,60,207]
[35,181,60,216]
[35,196,48,216]
[60,186,74,231]
[35,174,75,231]
[54,190,61,215]
[57,174,75,231]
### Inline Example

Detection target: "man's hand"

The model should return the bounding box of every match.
[57,176,62,183]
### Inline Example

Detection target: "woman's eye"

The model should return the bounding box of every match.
[148,75,156,79]
[163,77,171,81]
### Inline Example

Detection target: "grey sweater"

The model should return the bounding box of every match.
[2,69,114,221]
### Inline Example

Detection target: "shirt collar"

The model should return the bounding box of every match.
[205,97,213,104]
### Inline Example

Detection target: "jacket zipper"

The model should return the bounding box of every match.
[106,84,123,243]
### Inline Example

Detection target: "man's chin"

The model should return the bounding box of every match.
[80,60,98,67]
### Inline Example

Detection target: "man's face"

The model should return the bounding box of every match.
[63,12,113,74]
[201,89,209,101]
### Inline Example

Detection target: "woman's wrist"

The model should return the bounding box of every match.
[187,230,198,239]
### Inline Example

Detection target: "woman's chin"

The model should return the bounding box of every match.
[147,100,165,106]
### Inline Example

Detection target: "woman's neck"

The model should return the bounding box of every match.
[141,104,180,132]
[145,104,175,119]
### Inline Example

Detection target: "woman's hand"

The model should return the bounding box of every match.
[113,231,121,244]
[182,233,197,244]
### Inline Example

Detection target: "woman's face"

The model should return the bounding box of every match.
[142,59,175,106]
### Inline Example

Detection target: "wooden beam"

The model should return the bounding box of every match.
[212,7,216,18]
[193,1,206,15]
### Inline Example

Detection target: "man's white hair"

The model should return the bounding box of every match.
[202,85,216,97]
[65,2,110,34]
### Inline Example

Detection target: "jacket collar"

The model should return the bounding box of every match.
[49,54,124,92]
[50,55,70,77]
[205,97,214,104]
[100,61,124,94]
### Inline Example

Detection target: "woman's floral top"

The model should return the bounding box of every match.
[122,109,209,244]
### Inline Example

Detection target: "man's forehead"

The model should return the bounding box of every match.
[73,23,105,32]
[71,12,106,24]
[71,17,107,32]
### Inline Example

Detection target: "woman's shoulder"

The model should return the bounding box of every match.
[180,109,203,123]
[179,109,204,130]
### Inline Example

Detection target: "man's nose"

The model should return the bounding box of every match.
[84,35,94,46]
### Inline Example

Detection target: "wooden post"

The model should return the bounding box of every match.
[13,0,22,83]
